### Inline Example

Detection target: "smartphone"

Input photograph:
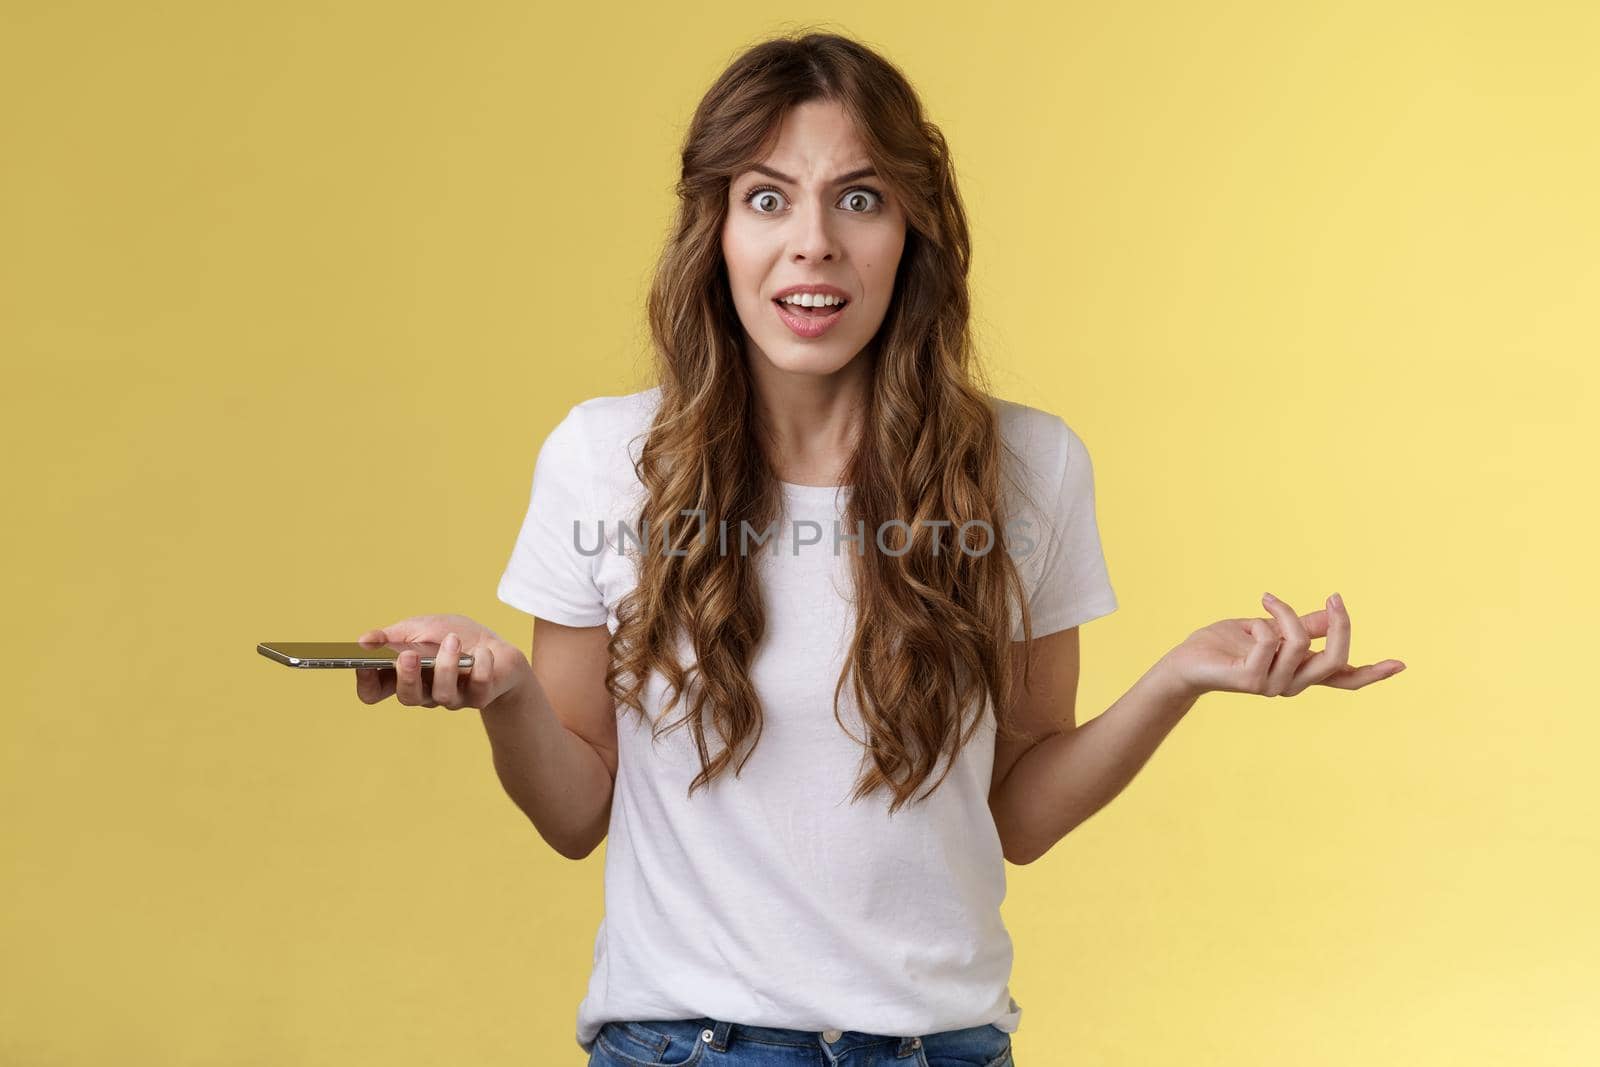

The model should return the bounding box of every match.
[257,641,475,670]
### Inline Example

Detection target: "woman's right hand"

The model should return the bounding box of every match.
[354,613,533,712]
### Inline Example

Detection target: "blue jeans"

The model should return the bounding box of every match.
[587,1017,1015,1067]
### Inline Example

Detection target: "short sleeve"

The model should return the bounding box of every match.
[496,405,610,627]
[1012,418,1119,640]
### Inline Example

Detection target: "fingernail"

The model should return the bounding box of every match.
[444,632,457,646]
[1393,662,1406,673]
[1263,592,1277,603]
[1332,593,1343,609]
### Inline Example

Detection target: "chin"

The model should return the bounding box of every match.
[759,341,865,377]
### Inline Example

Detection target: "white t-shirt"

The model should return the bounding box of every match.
[496,385,1118,1055]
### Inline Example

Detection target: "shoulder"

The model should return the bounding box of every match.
[560,385,661,446]
[554,385,662,514]
[544,386,661,467]
[986,394,1085,492]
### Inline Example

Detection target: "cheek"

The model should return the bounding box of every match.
[719,224,744,270]
[862,233,906,290]
[721,225,767,296]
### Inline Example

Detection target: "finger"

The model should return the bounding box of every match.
[360,627,406,652]
[1243,617,1280,690]
[1250,610,1332,638]
[1296,608,1332,640]
[1288,593,1352,695]
[355,666,396,704]
[360,622,427,647]
[1319,659,1407,690]
[464,642,494,709]
[371,618,432,644]
[395,649,435,707]
[431,632,462,709]
[1261,593,1311,696]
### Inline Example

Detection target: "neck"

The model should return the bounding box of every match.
[746,348,870,485]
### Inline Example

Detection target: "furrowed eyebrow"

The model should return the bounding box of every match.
[746,164,880,186]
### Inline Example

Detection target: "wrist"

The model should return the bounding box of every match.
[1150,650,1207,708]
[484,668,538,719]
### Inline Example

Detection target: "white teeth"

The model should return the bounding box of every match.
[778,293,845,307]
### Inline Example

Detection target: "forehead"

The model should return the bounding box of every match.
[753,100,869,172]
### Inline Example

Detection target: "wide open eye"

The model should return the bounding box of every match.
[838,187,884,212]
[740,185,886,215]
[743,185,785,214]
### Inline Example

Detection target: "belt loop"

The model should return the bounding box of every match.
[711,1019,734,1051]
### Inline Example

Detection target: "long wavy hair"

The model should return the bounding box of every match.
[605,30,1048,815]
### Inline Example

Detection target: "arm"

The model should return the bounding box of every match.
[990,629,1198,865]
[480,617,618,861]
[988,592,1404,864]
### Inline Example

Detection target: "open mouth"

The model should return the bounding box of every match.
[772,297,849,338]
[772,298,849,318]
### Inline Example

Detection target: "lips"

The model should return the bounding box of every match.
[772,298,848,338]
[774,299,846,317]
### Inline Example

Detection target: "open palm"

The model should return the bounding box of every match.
[1161,592,1406,700]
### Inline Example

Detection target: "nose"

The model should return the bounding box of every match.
[789,199,838,263]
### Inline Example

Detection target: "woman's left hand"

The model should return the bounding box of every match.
[1158,592,1406,702]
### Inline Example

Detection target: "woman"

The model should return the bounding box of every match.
[355,31,1405,1067]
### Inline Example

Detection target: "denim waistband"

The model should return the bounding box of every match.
[692,1017,925,1057]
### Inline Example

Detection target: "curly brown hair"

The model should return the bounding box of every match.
[605,29,1047,815]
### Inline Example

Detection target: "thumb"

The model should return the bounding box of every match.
[359,617,434,645]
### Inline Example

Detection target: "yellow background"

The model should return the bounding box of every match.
[4,2,1595,1064]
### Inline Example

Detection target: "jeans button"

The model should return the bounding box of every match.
[822,1029,843,1042]
[701,1029,714,1043]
